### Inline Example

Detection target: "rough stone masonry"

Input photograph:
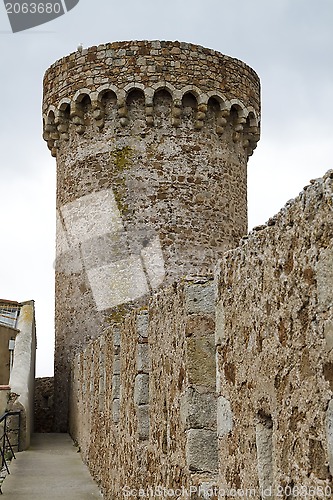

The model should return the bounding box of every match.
[42,40,260,432]
[216,170,333,497]
[42,40,333,499]
[67,171,333,499]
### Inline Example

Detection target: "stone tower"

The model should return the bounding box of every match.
[42,40,260,431]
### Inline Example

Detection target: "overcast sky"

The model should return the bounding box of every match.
[0,0,332,377]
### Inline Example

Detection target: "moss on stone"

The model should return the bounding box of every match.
[105,304,129,325]
[110,147,133,215]
[110,146,133,171]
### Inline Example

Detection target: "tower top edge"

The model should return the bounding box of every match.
[43,40,260,118]
[45,40,259,79]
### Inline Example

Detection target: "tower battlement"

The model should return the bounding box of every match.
[43,40,260,158]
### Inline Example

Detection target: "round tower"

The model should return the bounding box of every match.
[43,40,260,431]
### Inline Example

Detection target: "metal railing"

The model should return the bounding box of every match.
[0,411,21,494]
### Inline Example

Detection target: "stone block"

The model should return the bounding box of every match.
[186,315,215,338]
[186,429,218,472]
[112,375,120,399]
[134,374,149,405]
[137,404,149,441]
[113,329,121,347]
[137,312,149,338]
[81,232,130,269]
[140,236,165,289]
[99,393,104,412]
[326,399,333,475]
[55,216,82,274]
[316,243,333,312]
[185,282,215,315]
[187,335,216,390]
[216,362,222,395]
[180,388,217,430]
[113,356,120,375]
[136,344,151,373]
[112,398,120,424]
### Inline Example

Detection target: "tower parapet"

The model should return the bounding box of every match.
[43,40,260,158]
[42,40,260,431]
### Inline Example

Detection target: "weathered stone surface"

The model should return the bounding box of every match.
[216,171,333,494]
[113,329,121,347]
[136,312,148,339]
[112,375,120,399]
[137,404,149,441]
[113,356,120,375]
[316,243,333,311]
[8,301,37,450]
[187,336,216,390]
[215,300,225,347]
[34,377,54,433]
[180,388,217,431]
[216,396,233,438]
[255,413,273,496]
[43,41,260,116]
[42,38,332,500]
[134,374,149,405]
[186,429,218,473]
[67,171,333,498]
[112,398,120,424]
[136,344,151,373]
[69,281,218,498]
[326,399,333,475]
[324,320,333,353]
[185,281,216,315]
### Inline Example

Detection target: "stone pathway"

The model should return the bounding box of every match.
[1,433,103,498]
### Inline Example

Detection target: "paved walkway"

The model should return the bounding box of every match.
[1,433,103,498]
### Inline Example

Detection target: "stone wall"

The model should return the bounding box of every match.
[69,278,218,499]
[34,377,54,432]
[67,170,333,498]
[216,170,333,497]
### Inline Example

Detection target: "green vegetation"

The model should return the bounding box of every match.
[110,146,133,215]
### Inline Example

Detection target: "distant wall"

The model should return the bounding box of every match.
[8,301,36,450]
[216,170,333,494]
[69,278,218,499]
[34,377,54,432]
